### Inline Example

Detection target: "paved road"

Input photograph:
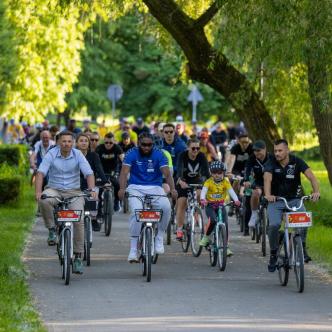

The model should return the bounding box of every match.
[24,212,332,332]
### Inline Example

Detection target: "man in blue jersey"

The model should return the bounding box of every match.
[118,133,177,262]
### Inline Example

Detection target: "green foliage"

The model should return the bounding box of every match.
[0,144,29,175]
[67,12,232,122]
[296,146,322,161]
[0,163,21,204]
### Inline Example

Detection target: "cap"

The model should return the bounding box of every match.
[136,117,143,124]
[253,140,266,150]
[122,132,130,140]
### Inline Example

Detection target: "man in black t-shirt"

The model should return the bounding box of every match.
[175,137,210,240]
[264,139,320,272]
[96,132,124,211]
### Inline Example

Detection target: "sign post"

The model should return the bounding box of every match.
[187,84,203,123]
[107,84,123,120]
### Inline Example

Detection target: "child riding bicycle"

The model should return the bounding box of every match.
[199,161,241,255]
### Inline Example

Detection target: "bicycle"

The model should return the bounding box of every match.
[41,192,90,285]
[166,198,175,245]
[98,182,114,236]
[275,195,312,293]
[181,184,204,257]
[126,193,166,282]
[255,196,268,256]
[205,200,233,271]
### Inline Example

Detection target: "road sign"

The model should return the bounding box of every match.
[107,84,123,119]
[187,85,203,122]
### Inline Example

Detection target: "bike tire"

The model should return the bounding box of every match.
[63,229,71,285]
[294,235,305,293]
[104,190,113,237]
[145,227,152,282]
[255,221,261,243]
[217,223,227,271]
[277,233,289,287]
[84,216,91,266]
[191,207,204,257]
[181,224,191,253]
[261,208,268,257]
[123,195,129,214]
[251,226,256,241]
[209,233,217,267]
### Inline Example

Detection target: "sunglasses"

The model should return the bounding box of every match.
[90,139,99,142]
[141,143,153,147]
[164,130,174,134]
[104,141,114,145]
[191,147,200,151]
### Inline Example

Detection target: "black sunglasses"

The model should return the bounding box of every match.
[191,147,200,151]
[164,130,174,134]
[141,143,153,147]
[104,141,114,145]
[90,139,99,142]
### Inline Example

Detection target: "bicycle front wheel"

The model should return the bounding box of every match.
[277,233,289,287]
[217,223,227,271]
[293,235,304,293]
[191,207,204,257]
[166,207,174,245]
[145,227,152,282]
[104,190,113,237]
[181,223,191,253]
[63,229,71,285]
[83,216,91,266]
[209,232,217,267]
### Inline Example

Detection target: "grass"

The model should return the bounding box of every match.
[302,159,332,272]
[0,181,45,332]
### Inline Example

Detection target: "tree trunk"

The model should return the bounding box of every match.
[143,0,280,149]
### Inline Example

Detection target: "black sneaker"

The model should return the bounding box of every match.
[92,220,101,232]
[114,200,121,212]
[268,254,278,272]
[303,246,312,263]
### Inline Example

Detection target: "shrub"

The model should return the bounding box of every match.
[0,144,29,175]
[0,163,21,204]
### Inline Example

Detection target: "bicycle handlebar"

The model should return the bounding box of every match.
[276,195,312,211]
[125,193,168,205]
[41,192,91,204]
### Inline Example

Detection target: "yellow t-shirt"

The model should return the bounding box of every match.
[203,177,231,202]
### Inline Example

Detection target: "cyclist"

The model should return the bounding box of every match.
[132,117,150,136]
[76,133,108,231]
[199,161,240,255]
[244,140,272,229]
[162,123,187,178]
[210,122,228,162]
[119,132,136,153]
[89,132,100,152]
[118,133,177,262]
[264,139,320,272]
[35,131,97,274]
[96,132,124,212]
[175,123,189,144]
[199,131,218,162]
[114,122,138,145]
[175,137,210,240]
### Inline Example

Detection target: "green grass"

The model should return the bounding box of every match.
[0,181,45,332]
[302,160,332,272]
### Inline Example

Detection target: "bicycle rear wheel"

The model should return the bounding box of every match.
[277,233,289,286]
[123,195,129,213]
[191,207,204,257]
[255,217,261,243]
[293,235,304,293]
[261,208,268,257]
[83,216,91,266]
[181,223,191,253]
[209,232,217,267]
[63,229,71,285]
[104,190,113,236]
[166,207,174,245]
[217,223,227,271]
[145,227,152,282]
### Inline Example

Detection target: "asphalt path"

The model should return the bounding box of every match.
[24,211,332,332]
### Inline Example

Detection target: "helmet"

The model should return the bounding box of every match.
[209,161,226,173]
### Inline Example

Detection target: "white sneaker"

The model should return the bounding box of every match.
[248,213,257,228]
[155,236,165,254]
[128,248,139,263]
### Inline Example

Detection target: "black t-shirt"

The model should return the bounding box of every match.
[244,153,272,186]
[264,154,309,199]
[176,151,210,184]
[119,142,135,153]
[230,143,253,174]
[96,144,123,174]
[132,125,150,136]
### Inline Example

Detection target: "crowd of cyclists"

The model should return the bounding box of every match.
[0,114,320,277]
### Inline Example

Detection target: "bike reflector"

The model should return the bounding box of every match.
[57,210,82,222]
[286,212,312,228]
[135,210,162,222]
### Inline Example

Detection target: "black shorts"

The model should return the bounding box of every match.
[176,184,189,198]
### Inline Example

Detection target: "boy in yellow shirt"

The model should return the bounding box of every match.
[200,161,240,255]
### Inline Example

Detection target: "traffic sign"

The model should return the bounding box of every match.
[187,85,203,122]
[107,84,123,119]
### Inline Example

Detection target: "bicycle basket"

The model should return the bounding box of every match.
[55,210,82,224]
[135,209,163,223]
[286,212,312,228]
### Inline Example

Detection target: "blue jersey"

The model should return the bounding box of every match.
[123,147,168,186]
[162,137,187,172]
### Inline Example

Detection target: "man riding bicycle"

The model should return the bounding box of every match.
[264,139,320,272]
[35,131,97,274]
[118,133,177,263]
[175,137,210,240]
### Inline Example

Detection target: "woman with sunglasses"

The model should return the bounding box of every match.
[175,138,210,241]
[76,133,108,230]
